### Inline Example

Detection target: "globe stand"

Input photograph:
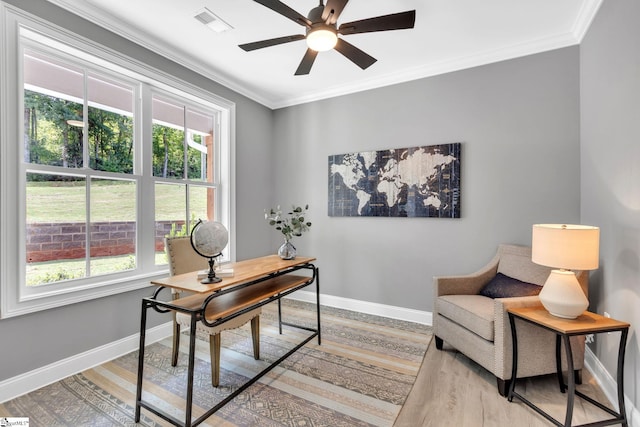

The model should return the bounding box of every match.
[201,254,222,284]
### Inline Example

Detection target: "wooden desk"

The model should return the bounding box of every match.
[507,307,629,427]
[135,255,319,427]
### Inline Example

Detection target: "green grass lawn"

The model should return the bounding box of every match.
[25,180,210,285]
[26,180,208,222]
[26,253,169,286]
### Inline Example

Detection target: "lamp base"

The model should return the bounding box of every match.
[539,269,588,319]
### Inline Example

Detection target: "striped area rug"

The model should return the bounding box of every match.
[0,300,431,426]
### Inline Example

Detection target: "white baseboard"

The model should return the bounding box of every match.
[285,290,432,325]
[0,321,173,404]
[584,347,639,426]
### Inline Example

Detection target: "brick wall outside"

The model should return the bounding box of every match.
[26,220,184,263]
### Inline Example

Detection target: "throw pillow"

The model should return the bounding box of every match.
[479,273,541,298]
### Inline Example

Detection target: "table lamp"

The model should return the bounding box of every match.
[531,224,600,319]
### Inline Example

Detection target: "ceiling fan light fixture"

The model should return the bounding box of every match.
[306,26,337,52]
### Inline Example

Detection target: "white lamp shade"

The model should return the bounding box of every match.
[532,224,600,270]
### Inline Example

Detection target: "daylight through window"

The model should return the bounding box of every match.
[0,12,233,317]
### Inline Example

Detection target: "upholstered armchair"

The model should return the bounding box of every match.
[433,244,588,396]
[165,236,261,387]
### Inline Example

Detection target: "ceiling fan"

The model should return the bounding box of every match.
[239,0,416,75]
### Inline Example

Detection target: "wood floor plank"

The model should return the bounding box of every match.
[395,341,617,427]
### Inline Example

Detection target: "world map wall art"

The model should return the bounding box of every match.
[328,143,461,218]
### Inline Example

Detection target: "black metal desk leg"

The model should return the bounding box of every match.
[184,314,198,427]
[507,313,518,401]
[617,328,629,427]
[278,299,283,335]
[135,300,148,422]
[562,335,575,427]
[316,267,321,345]
[556,335,566,393]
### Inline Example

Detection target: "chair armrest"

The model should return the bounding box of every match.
[434,251,500,297]
[495,295,543,312]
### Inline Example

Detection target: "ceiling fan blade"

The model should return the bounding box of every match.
[239,34,306,51]
[338,10,416,35]
[322,0,349,24]
[333,38,376,70]
[253,0,312,27]
[294,49,319,75]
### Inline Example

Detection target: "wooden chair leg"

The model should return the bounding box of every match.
[251,316,260,360]
[171,292,181,367]
[210,334,221,387]
[171,321,181,366]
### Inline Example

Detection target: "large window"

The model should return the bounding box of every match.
[24,49,139,287]
[0,9,234,317]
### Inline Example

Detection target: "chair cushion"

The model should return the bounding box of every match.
[176,307,261,334]
[437,295,495,341]
[479,273,542,299]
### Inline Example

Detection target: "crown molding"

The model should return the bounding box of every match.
[45,0,599,110]
[572,0,603,41]
[272,31,581,109]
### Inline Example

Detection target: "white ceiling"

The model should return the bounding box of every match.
[46,0,601,109]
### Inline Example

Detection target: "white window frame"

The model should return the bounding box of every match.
[0,4,236,318]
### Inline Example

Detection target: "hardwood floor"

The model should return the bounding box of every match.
[0,301,431,427]
[395,341,619,427]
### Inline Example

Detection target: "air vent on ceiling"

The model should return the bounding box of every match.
[194,7,233,33]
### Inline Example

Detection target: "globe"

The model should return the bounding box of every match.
[190,220,229,283]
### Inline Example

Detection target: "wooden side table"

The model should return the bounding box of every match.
[507,307,629,427]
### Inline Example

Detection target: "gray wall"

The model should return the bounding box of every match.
[272,47,581,312]
[0,0,274,381]
[580,0,640,414]
[1,0,591,396]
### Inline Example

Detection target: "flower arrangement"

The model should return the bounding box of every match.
[265,205,312,241]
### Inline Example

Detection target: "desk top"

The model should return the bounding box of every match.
[508,307,630,335]
[151,254,316,293]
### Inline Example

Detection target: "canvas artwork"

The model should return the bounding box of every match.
[328,142,461,218]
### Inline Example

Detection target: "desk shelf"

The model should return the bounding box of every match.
[172,274,312,323]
